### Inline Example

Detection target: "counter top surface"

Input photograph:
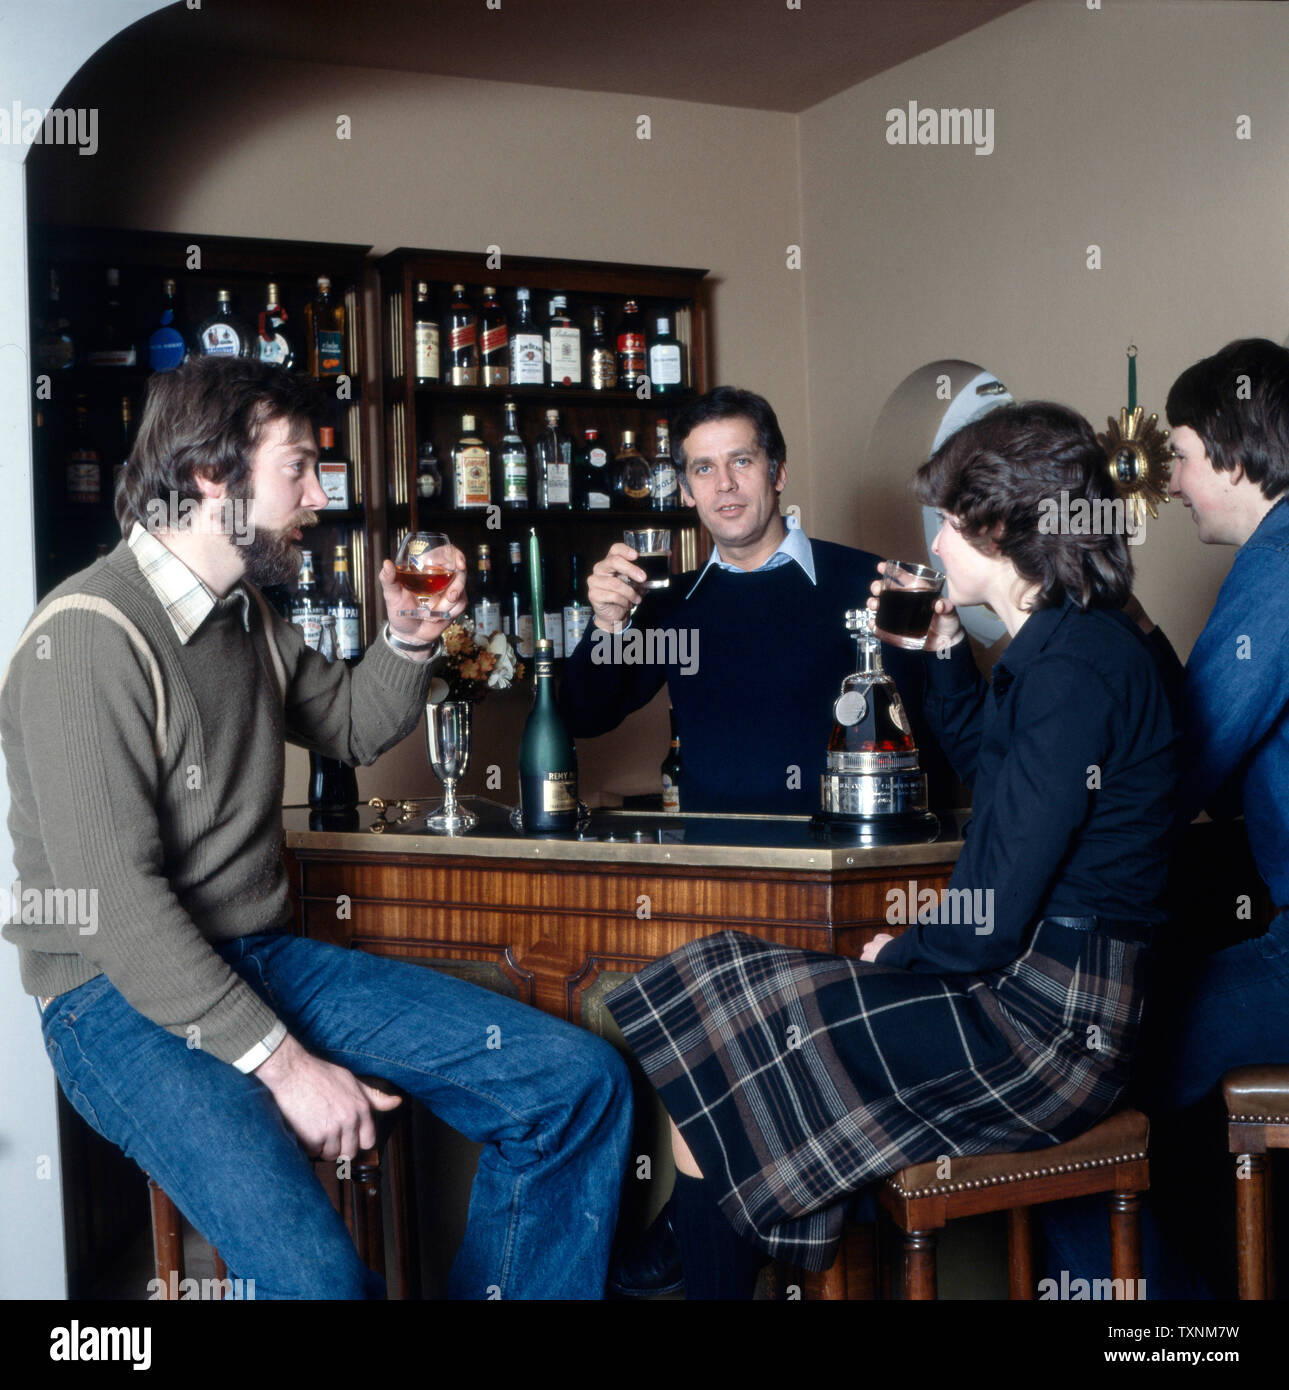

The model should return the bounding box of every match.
[283,798,967,872]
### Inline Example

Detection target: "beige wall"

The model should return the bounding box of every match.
[798,0,1289,661]
[31,45,804,803]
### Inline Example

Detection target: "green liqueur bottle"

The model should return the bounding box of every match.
[519,638,578,834]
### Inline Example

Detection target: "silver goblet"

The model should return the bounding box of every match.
[424,700,477,833]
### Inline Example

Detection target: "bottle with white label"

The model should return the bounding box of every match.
[413,281,440,385]
[510,287,545,385]
[317,426,352,510]
[87,267,138,367]
[649,315,685,394]
[541,555,564,660]
[651,419,678,512]
[255,282,295,368]
[197,290,253,358]
[329,545,362,659]
[291,551,326,650]
[472,543,502,637]
[576,428,612,510]
[535,409,572,510]
[546,294,582,387]
[562,554,592,656]
[452,413,491,508]
[499,399,529,508]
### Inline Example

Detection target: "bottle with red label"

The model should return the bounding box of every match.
[444,284,478,387]
[65,396,101,506]
[479,286,509,388]
[616,300,646,391]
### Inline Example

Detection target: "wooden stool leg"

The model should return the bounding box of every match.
[384,1118,413,1301]
[148,1179,184,1299]
[1234,1153,1269,1301]
[1107,1191,1143,1296]
[901,1229,938,1300]
[1006,1206,1035,1300]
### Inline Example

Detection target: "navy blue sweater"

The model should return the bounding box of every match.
[559,539,951,815]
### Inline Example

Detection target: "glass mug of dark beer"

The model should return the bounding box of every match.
[393,531,456,620]
[874,559,945,650]
[624,528,672,590]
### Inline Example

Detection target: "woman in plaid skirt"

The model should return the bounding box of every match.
[606,402,1180,1297]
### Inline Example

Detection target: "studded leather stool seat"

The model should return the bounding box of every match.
[876,1108,1150,1300]
[147,1089,416,1300]
[1223,1064,1289,1300]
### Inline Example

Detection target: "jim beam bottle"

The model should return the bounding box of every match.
[452,413,491,507]
[317,426,352,510]
[499,398,529,508]
[255,282,295,368]
[472,543,502,637]
[546,294,582,387]
[613,429,652,510]
[444,284,478,386]
[509,287,544,385]
[587,305,617,390]
[519,638,579,834]
[198,290,253,358]
[329,545,362,660]
[304,276,345,378]
[479,286,509,387]
[413,281,440,385]
[650,419,678,511]
[616,299,646,391]
[660,708,681,812]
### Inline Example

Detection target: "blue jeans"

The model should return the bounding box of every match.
[40,932,633,1299]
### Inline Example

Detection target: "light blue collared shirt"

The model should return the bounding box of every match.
[684,512,816,599]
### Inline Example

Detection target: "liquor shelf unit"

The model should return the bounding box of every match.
[29,226,379,646]
[377,248,711,630]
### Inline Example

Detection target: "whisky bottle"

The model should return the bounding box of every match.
[147,278,188,373]
[413,281,440,385]
[452,413,491,508]
[34,269,75,373]
[587,306,617,390]
[562,553,592,656]
[479,286,509,387]
[649,316,685,394]
[575,428,611,510]
[509,287,544,385]
[660,708,682,813]
[290,550,326,650]
[317,426,353,510]
[650,419,678,512]
[518,639,579,834]
[616,300,645,391]
[546,294,582,387]
[472,543,502,637]
[534,408,572,509]
[255,282,295,368]
[499,398,529,508]
[304,276,346,378]
[328,545,362,660]
[86,267,138,367]
[444,283,478,387]
[503,539,534,659]
[198,290,253,358]
[613,430,652,510]
[65,397,101,506]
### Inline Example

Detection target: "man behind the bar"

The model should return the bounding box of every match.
[1,356,630,1299]
[560,385,949,815]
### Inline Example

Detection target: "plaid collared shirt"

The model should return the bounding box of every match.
[127,523,251,642]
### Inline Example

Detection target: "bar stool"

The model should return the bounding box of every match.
[1223,1064,1289,1300]
[147,1092,416,1299]
[875,1108,1150,1299]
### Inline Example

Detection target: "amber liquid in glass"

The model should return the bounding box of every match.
[397,565,453,599]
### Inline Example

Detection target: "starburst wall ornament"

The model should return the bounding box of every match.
[1097,346,1174,524]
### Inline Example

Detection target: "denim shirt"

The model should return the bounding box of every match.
[1174,496,1289,908]
[880,600,1179,975]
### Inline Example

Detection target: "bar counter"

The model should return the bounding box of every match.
[283,798,966,1022]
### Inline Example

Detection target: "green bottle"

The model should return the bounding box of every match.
[519,639,578,834]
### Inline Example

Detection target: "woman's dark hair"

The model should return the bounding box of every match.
[115,356,328,536]
[1165,338,1289,499]
[914,400,1133,612]
[671,386,786,492]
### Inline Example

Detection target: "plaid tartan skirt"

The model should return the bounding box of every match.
[605,920,1149,1270]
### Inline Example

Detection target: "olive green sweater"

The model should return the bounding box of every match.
[1,541,432,1064]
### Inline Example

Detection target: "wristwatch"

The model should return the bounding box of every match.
[383,623,443,659]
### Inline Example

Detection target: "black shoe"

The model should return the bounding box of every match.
[607,1198,684,1298]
